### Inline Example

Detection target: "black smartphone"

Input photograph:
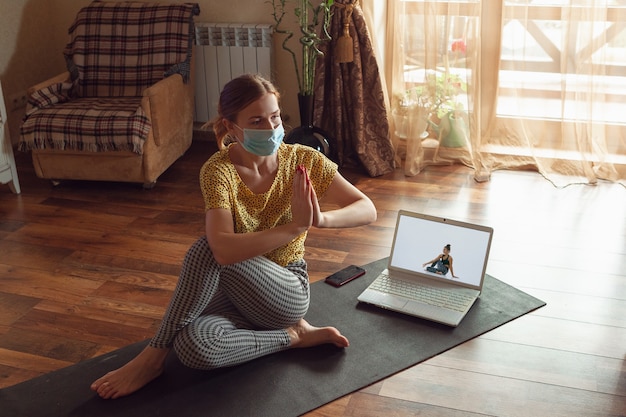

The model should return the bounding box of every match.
[324,265,366,287]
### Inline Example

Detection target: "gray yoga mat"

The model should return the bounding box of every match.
[0,257,545,417]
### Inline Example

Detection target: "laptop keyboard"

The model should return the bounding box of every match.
[370,273,474,312]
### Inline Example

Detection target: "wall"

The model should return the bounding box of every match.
[0,0,302,145]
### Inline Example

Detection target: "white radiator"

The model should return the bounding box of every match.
[194,23,273,122]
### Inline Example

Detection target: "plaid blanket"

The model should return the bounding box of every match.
[67,2,199,97]
[19,2,199,154]
[20,94,150,154]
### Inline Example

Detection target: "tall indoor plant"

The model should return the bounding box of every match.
[270,0,333,95]
[269,0,334,155]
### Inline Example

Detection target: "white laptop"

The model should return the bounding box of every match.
[357,210,494,327]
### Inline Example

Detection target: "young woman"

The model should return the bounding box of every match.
[90,74,377,399]
[423,244,457,278]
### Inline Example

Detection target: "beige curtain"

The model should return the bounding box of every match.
[371,1,481,177]
[484,1,626,187]
[313,0,395,177]
[363,0,626,187]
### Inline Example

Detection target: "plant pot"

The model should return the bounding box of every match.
[392,108,429,140]
[285,93,332,158]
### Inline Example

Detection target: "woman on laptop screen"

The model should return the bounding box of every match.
[423,244,458,278]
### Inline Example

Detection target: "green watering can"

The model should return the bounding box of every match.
[428,111,468,148]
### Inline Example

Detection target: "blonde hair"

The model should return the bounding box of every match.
[204,74,280,149]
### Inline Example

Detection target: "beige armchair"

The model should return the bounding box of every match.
[19,2,200,188]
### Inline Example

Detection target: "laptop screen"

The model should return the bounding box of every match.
[388,211,493,289]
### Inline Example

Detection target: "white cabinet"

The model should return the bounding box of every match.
[0,81,21,194]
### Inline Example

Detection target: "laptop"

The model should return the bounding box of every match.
[357,210,494,327]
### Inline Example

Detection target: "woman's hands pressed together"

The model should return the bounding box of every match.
[291,165,322,231]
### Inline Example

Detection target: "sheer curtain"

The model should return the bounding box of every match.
[363,0,626,187]
[367,1,482,177]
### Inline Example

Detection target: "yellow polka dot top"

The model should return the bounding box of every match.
[200,143,338,267]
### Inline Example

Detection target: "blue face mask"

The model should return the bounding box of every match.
[235,124,284,156]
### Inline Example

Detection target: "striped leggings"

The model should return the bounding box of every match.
[149,236,310,370]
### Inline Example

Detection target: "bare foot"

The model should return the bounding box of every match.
[90,346,170,399]
[287,319,349,349]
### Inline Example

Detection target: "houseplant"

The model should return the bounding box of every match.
[391,89,431,141]
[418,70,467,120]
[270,0,334,96]
[401,70,468,147]
[269,0,334,155]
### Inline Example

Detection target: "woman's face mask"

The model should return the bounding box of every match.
[234,124,284,156]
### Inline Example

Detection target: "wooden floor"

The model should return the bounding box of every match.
[1,139,625,416]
